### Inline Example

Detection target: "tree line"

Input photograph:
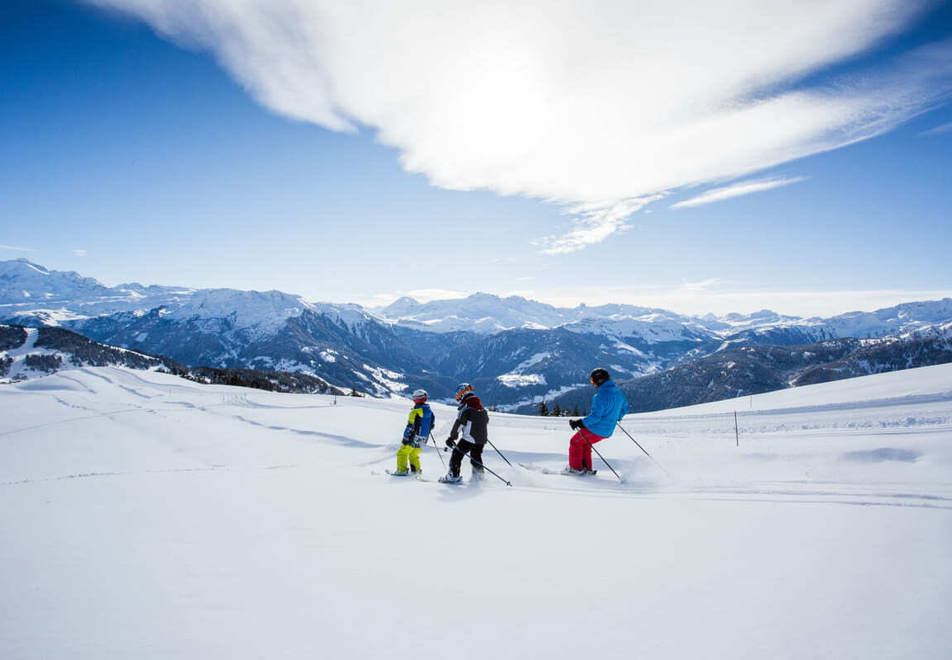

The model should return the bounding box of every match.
[537,401,582,417]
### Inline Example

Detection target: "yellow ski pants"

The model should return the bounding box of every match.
[396,444,422,473]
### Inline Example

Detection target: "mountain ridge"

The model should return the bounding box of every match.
[4,259,952,409]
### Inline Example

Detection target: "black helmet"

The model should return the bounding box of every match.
[589,368,610,386]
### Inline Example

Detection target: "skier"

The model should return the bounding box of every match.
[564,368,629,475]
[393,388,435,476]
[440,382,490,483]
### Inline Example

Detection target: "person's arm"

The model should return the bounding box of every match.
[413,408,424,437]
[403,407,421,442]
[447,408,468,446]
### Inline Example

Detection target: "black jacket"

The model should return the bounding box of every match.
[449,393,489,445]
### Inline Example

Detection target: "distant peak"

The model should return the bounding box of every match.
[8,258,50,275]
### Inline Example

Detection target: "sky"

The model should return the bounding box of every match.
[1,0,951,316]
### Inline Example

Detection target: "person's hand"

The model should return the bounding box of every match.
[445,437,456,448]
[402,436,413,445]
[569,418,585,430]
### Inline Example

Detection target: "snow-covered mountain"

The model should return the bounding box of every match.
[0,323,342,394]
[0,324,177,382]
[0,258,193,321]
[544,324,952,415]
[376,292,705,335]
[4,260,952,408]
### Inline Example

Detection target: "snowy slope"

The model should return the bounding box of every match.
[1,364,950,659]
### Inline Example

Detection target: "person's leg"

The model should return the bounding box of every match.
[448,441,471,477]
[568,430,587,470]
[470,442,485,474]
[582,430,606,471]
[409,446,422,473]
[396,444,411,473]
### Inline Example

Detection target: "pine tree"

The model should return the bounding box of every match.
[571,405,581,416]
[552,403,562,417]
[538,401,549,416]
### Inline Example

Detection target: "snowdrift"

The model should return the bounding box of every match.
[1,364,951,659]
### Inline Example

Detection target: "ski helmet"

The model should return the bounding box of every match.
[454,382,473,401]
[589,368,610,386]
[411,388,428,402]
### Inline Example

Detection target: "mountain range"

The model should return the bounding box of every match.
[3,258,952,410]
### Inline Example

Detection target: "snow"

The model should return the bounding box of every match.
[495,351,551,386]
[1,365,951,658]
[165,289,313,335]
[496,373,547,388]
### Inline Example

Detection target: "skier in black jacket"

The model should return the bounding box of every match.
[440,383,490,483]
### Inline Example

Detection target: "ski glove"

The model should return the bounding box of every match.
[402,436,413,446]
[445,438,456,448]
[569,418,585,430]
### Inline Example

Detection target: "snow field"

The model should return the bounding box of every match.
[2,365,951,659]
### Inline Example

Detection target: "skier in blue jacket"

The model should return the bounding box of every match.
[564,368,629,474]
[394,389,435,475]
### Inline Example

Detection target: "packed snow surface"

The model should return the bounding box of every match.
[2,365,951,659]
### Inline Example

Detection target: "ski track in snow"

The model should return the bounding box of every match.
[2,365,952,659]
[2,365,950,510]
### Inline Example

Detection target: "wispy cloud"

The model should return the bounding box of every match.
[920,120,952,136]
[73,249,88,257]
[88,1,952,251]
[672,176,807,209]
[539,196,662,255]
[0,244,35,253]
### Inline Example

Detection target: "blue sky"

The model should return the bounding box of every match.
[2,0,951,316]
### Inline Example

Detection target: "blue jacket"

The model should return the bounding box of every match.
[403,402,435,442]
[582,379,628,438]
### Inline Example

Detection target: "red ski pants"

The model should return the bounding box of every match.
[569,428,606,470]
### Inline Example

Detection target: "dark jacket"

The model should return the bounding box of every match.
[449,393,489,445]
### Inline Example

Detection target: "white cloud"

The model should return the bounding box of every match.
[73,249,88,257]
[921,121,952,135]
[0,244,35,252]
[88,0,952,250]
[672,176,807,209]
[539,196,662,254]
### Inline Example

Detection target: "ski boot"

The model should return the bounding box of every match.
[561,466,586,475]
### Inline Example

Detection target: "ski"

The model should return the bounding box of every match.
[384,469,427,481]
[518,463,597,477]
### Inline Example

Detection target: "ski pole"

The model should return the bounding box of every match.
[590,443,622,482]
[486,438,513,467]
[616,422,671,477]
[445,443,512,487]
[429,432,447,469]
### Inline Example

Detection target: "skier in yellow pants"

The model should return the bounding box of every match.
[394,389,435,475]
